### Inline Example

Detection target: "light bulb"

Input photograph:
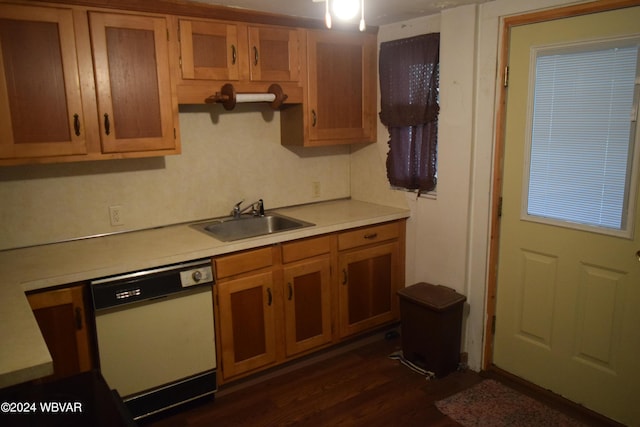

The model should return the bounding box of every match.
[332,0,359,21]
[325,0,332,28]
[359,0,366,31]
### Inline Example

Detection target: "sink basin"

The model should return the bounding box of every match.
[192,213,314,242]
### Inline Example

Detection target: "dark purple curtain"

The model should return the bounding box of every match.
[379,33,440,193]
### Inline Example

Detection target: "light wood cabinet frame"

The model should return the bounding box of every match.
[26,284,93,381]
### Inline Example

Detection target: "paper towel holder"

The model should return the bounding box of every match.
[205,83,288,110]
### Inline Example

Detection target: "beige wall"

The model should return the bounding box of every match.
[0,104,350,249]
[351,5,479,365]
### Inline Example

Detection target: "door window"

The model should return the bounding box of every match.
[523,38,640,237]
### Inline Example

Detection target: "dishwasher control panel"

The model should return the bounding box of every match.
[180,265,214,288]
[91,259,215,310]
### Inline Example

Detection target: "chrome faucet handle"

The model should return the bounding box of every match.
[232,200,244,217]
[252,199,265,216]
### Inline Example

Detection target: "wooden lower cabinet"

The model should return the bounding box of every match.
[216,271,277,379]
[26,284,93,381]
[215,221,405,383]
[338,241,401,338]
[337,221,405,339]
[282,255,332,357]
[215,239,333,383]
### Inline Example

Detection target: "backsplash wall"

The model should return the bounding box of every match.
[0,104,350,250]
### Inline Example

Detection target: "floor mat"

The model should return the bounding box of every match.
[435,379,587,427]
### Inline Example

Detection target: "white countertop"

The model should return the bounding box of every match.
[0,199,409,388]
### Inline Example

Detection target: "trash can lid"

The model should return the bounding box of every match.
[397,282,466,311]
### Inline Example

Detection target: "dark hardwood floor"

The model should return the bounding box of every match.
[142,333,614,427]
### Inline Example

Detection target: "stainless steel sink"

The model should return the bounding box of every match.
[192,213,314,242]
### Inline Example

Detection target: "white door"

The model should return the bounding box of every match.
[494,7,640,425]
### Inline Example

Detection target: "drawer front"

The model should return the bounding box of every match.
[214,247,273,279]
[338,222,399,251]
[281,235,331,264]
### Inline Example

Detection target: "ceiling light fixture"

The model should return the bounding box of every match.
[315,0,366,31]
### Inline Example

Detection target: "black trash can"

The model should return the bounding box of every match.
[397,282,466,378]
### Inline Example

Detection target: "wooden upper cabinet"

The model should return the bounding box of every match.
[177,19,299,83]
[0,4,180,165]
[179,19,240,81]
[0,4,87,159]
[247,25,299,82]
[282,29,376,146]
[308,30,376,144]
[89,12,177,154]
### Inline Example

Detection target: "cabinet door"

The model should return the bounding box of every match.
[89,12,176,153]
[306,30,376,144]
[217,272,277,379]
[248,26,299,82]
[0,4,87,159]
[338,241,400,338]
[179,19,240,81]
[27,284,92,381]
[283,256,332,357]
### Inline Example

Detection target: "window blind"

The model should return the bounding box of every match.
[527,44,639,230]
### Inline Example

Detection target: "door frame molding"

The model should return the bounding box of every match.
[483,0,640,370]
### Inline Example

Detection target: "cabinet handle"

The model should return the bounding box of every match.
[311,110,317,127]
[231,44,237,65]
[342,269,348,285]
[253,46,259,66]
[288,283,293,300]
[267,287,273,306]
[103,113,111,136]
[364,233,378,240]
[73,114,80,136]
[75,307,83,330]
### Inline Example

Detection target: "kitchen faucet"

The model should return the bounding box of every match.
[231,199,264,218]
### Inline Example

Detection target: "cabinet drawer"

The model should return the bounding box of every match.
[214,247,273,279]
[281,235,331,264]
[338,222,399,251]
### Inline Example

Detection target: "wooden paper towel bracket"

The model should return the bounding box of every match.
[206,83,288,110]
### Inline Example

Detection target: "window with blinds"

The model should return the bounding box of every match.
[524,39,640,237]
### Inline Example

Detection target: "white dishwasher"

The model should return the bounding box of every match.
[91,259,217,420]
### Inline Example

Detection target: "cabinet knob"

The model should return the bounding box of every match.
[311,110,317,127]
[231,44,237,65]
[253,46,259,66]
[267,287,273,306]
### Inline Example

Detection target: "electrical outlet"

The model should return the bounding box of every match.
[109,205,124,226]
[312,181,321,198]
